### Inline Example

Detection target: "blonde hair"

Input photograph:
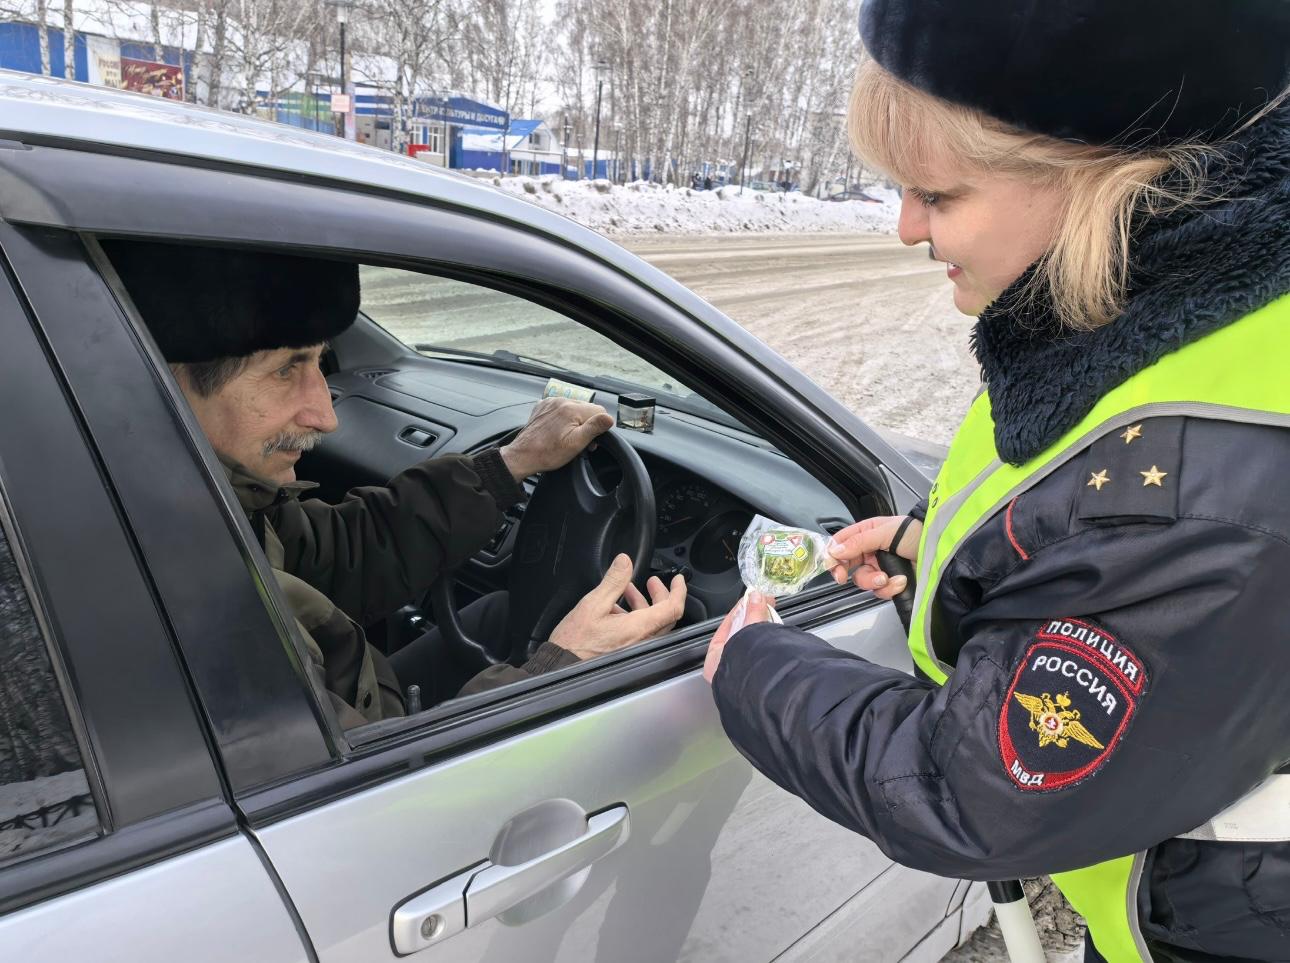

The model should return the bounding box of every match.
[848,59,1284,330]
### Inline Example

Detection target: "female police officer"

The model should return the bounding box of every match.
[704,2,1290,960]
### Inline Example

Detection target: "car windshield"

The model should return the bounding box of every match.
[359,266,745,428]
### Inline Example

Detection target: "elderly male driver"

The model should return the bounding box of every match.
[106,241,686,728]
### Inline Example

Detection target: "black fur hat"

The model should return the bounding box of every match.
[859,0,1290,146]
[103,240,360,363]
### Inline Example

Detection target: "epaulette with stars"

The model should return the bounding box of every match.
[1076,416,1181,525]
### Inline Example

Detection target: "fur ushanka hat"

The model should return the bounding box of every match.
[859,0,1290,146]
[103,240,360,364]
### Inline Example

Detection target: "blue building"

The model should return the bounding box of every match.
[456,120,564,175]
[0,21,194,93]
[0,19,519,169]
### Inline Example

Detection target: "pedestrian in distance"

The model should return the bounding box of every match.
[704,1,1290,960]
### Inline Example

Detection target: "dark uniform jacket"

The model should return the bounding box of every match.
[712,108,1290,960]
[225,449,575,729]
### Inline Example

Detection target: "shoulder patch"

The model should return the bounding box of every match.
[1077,417,1183,524]
[998,619,1147,792]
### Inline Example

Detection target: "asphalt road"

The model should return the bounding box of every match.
[620,233,978,446]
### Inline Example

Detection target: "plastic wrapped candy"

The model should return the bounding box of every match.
[738,514,835,599]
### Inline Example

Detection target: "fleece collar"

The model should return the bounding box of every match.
[971,107,1290,465]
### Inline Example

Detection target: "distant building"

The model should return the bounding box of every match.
[565,147,621,181]
[0,7,511,166]
[456,120,564,175]
[0,20,193,100]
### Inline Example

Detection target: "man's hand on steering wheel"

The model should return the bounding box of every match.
[500,397,615,482]
[550,554,687,660]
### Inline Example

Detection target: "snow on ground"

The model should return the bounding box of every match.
[478,175,902,236]
[0,770,98,861]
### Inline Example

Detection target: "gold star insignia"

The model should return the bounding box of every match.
[1087,469,1110,491]
[1121,424,1143,444]
[1140,465,1168,487]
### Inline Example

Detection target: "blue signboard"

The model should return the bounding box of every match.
[413,94,508,131]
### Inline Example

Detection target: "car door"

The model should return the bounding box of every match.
[0,227,309,962]
[0,142,977,961]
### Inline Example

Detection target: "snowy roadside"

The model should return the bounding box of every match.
[472,173,902,237]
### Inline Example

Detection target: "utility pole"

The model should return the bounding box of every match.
[325,0,355,139]
[591,59,611,180]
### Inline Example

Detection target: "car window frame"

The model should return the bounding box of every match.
[0,141,911,498]
[0,143,916,825]
[0,233,235,917]
[0,471,101,866]
[0,223,339,795]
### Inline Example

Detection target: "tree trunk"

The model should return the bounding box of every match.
[61,0,74,80]
[36,0,51,76]
[151,0,163,63]
[207,3,227,108]
[190,1,207,103]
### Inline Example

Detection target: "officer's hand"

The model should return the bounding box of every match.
[703,591,775,683]
[826,515,921,599]
[550,554,687,660]
[500,398,615,482]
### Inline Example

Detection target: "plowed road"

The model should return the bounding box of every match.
[623,233,975,446]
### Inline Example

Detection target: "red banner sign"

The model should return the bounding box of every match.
[119,58,185,100]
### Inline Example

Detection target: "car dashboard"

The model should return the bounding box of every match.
[302,354,854,623]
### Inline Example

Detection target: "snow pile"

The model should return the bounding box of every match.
[483,175,901,236]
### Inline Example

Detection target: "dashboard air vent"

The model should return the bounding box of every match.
[358,368,396,381]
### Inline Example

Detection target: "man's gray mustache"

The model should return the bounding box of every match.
[263,431,325,456]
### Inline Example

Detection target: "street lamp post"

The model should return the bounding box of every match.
[325,0,355,140]
[591,59,611,180]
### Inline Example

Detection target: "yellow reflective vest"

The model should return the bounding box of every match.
[909,292,1290,961]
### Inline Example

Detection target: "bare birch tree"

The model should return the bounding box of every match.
[61,0,73,78]
[224,0,312,114]
[0,0,863,191]
[36,0,51,74]
[354,0,455,154]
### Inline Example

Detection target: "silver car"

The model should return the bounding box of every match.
[0,71,987,962]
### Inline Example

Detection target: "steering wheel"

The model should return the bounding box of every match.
[431,430,656,668]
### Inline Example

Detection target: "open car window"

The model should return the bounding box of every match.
[358,267,750,432]
[101,240,860,749]
[362,266,692,393]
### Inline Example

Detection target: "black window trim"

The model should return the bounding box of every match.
[0,223,338,798]
[0,237,238,916]
[0,473,108,841]
[98,238,897,778]
[87,231,892,814]
[83,234,349,767]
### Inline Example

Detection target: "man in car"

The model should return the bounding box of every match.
[104,241,686,728]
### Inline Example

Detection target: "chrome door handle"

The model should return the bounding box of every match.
[467,805,628,923]
[391,805,630,955]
